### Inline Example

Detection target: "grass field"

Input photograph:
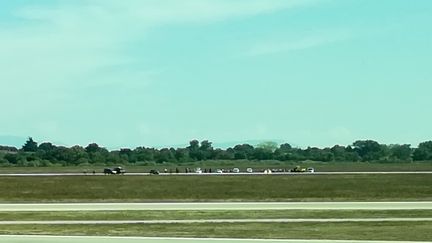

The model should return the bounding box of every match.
[1,222,431,241]
[1,166,430,241]
[0,174,431,202]
[0,161,431,173]
[0,210,431,220]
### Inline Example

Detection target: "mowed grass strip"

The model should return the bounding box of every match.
[0,222,431,241]
[1,174,431,202]
[1,210,432,221]
[1,161,432,173]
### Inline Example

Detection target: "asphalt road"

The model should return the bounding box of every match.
[1,218,432,225]
[1,202,432,211]
[0,171,431,176]
[1,235,430,243]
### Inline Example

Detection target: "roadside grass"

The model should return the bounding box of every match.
[0,222,431,241]
[1,210,432,221]
[0,161,431,173]
[1,174,431,202]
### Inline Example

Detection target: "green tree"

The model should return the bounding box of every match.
[22,137,38,152]
[252,147,273,160]
[0,145,18,152]
[352,140,385,161]
[252,142,278,160]
[156,148,175,163]
[302,147,334,162]
[257,141,278,152]
[133,147,156,162]
[330,145,347,161]
[174,148,189,162]
[85,143,108,164]
[213,148,234,160]
[117,148,133,163]
[413,141,432,161]
[274,143,291,161]
[389,144,412,161]
[69,145,89,165]
[233,144,254,160]
[38,142,55,151]
[0,157,9,165]
[187,140,200,160]
[199,140,213,160]
[4,153,19,164]
[85,143,101,153]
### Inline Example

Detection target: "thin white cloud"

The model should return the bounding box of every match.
[244,31,351,57]
[14,0,320,28]
[0,0,321,91]
[0,0,324,142]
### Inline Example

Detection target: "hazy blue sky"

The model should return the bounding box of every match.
[0,0,431,148]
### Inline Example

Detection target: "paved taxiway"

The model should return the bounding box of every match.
[1,218,432,225]
[0,171,431,176]
[1,235,430,243]
[1,202,432,211]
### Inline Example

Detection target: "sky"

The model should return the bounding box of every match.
[0,0,431,149]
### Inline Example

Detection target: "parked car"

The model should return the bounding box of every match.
[290,166,306,173]
[307,167,315,173]
[246,168,253,173]
[149,169,160,175]
[233,168,240,173]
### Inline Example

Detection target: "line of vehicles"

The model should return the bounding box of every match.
[103,166,314,175]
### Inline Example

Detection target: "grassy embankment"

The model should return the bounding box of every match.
[1,222,431,241]
[0,161,431,173]
[0,174,431,202]
[2,174,431,241]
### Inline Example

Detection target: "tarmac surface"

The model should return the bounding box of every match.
[1,218,432,225]
[1,235,430,243]
[0,171,431,176]
[1,202,432,211]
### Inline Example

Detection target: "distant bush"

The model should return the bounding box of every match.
[0,158,11,167]
[0,138,430,167]
[135,161,156,166]
[40,160,54,167]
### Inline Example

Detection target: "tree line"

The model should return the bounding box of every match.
[0,137,432,167]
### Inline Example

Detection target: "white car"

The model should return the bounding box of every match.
[216,169,223,173]
[307,167,315,173]
[246,168,253,173]
[233,168,240,173]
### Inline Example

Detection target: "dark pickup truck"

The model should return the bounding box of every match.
[103,167,126,175]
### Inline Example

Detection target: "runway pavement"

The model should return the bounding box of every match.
[0,235,430,243]
[1,218,432,225]
[0,171,431,176]
[1,202,432,211]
